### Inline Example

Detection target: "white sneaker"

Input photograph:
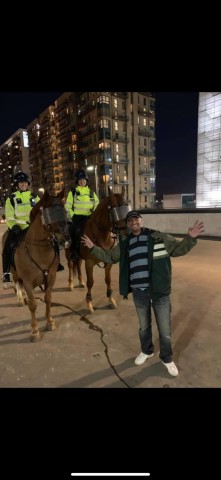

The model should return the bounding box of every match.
[161,360,178,377]
[135,352,154,365]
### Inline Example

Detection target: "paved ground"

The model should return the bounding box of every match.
[0,223,221,388]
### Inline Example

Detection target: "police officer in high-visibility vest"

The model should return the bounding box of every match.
[65,169,99,261]
[2,172,41,283]
[2,172,64,284]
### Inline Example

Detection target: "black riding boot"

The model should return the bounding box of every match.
[69,216,88,261]
[68,220,78,261]
[2,230,15,282]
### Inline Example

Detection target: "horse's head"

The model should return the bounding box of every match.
[108,185,131,234]
[30,190,71,248]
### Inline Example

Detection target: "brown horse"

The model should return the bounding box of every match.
[2,190,71,342]
[65,186,131,313]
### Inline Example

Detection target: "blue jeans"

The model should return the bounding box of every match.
[132,288,173,363]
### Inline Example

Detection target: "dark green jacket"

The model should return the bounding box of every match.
[91,228,197,300]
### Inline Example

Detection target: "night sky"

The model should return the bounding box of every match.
[155,91,199,196]
[0,91,199,196]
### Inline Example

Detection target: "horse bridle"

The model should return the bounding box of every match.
[41,204,71,249]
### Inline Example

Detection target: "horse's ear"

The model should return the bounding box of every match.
[57,188,65,201]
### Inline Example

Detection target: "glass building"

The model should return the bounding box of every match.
[196,92,221,207]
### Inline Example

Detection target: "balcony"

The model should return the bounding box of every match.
[112,135,129,143]
[138,128,155,137]
[138,107,155,118]
[112,92,128,99]
[86,148,99,157]
[114,179,129,185]
[139,170,155,176]
[113,157,130,164]
[139,189,151,195]
[139,149,155,157]
[78,140,89,148]
[78,124,97,137]
[77,101,96,117]
[112,113,129,121]
[78,120,88,130]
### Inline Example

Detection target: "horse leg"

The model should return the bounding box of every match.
[67,259,85,290]
[77,259,85,287]
[67,259,75,290]
[105,264,117,309]
[24,287,42,342]
[44,287,56,331]
[85,262,94,313]
[10,270,25,305]
[15,280,25,306]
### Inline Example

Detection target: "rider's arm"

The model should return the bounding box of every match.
[64,191,75,220]
[5,197,16,230]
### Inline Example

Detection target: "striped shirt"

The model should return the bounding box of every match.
[128,231,149,289]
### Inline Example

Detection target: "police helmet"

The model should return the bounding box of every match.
[75,169,89,184]
[14,172,30,185]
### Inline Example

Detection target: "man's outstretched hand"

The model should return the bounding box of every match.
[188,220,205,238]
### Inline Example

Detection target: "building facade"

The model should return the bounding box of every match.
[196,92,221,207]
[0,129,30,206]
[0,92,156,209]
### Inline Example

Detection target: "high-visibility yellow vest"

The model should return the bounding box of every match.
[65,185,99,219]
[5,191,40,230]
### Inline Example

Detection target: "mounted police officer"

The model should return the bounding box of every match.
[2,172,40,283]
[65,169,99,261]
[2,172,64,284]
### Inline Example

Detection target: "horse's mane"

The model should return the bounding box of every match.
[29,197,44,223]
[90,196,110,220]
[90,188,126,220]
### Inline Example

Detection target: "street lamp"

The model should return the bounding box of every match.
[86,166,99,197]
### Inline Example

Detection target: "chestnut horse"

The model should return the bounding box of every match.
[2,190,70,342]
[65,186,131,313]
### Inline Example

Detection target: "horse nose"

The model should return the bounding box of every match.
[64,233,71,249]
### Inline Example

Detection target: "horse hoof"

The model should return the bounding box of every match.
[87,305,94,313]
[31,332,42,342]
[46,322,56,331]
[109,303,117,309]
[79,283,85,288]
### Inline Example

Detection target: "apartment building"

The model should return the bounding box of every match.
[0,129,30,206]
[1,92,156,209]
[27,92,78,195]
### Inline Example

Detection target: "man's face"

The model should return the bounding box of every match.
[127,215,143,233]
[18,181,28,191]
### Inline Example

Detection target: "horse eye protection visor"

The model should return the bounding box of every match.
[42,206,67,225]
